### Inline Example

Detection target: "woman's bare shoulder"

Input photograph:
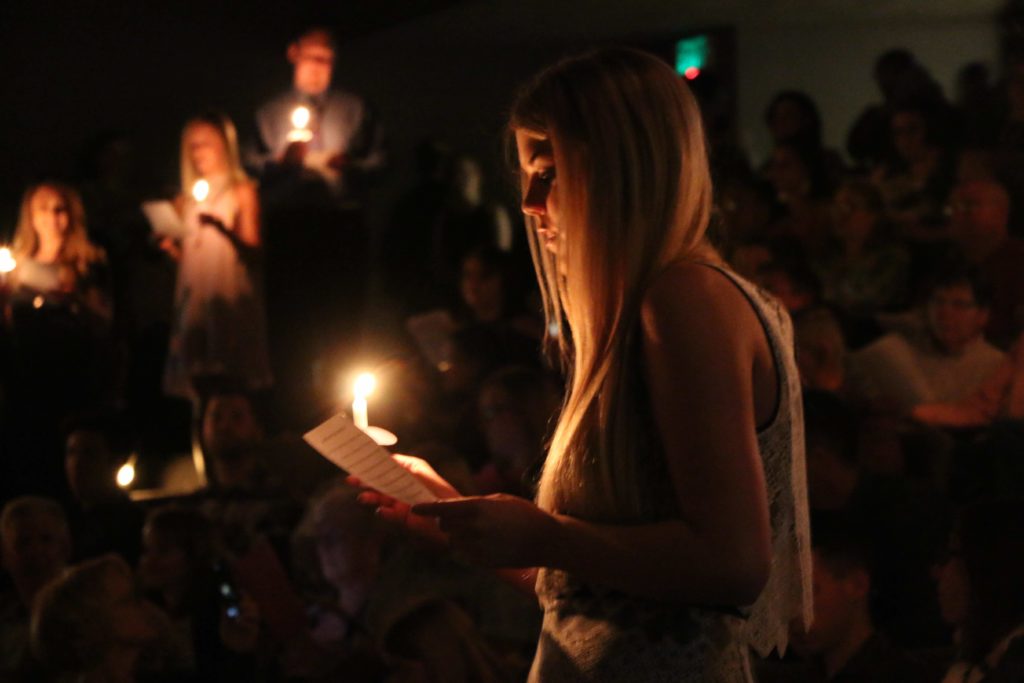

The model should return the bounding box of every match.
[235,180,259,203]
[641,261,752,335]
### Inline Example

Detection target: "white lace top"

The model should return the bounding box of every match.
[528,264,812,682]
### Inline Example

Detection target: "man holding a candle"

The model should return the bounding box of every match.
[254,27,385,200]
[253,27,386,425]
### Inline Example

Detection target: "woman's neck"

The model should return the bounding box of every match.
[34,234,64,264]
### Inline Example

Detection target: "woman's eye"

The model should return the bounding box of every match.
[537,168,556,184]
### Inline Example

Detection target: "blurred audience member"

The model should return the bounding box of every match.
[935,500,1024,682]
[871,104,956,240]
[759,257,823,316]
[715,174,777,253]
[764,141,835,256]
[0,497,71,677]
[763,90,845,185]
[802,392,950,647]
[294,485,518,682]
[847,49,947,169]
[793,307,848,395]
[848,266,1005,414]
[63,413,144,564]
[201,391,267,492]
[458,246,541,339]
[947,179,1024,348]
[32,554,175,683]
[475,366,561,497]
[913,332,1024,428]
[138,506,259,680]
[786,513,922,682]
[816,180,909,316]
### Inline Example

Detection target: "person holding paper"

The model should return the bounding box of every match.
[162,113,272,400]
[354,49,811,681]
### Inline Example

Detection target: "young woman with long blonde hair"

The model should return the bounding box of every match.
[10,182,110,321]
[356,49,812,681]
[162,113,272,399]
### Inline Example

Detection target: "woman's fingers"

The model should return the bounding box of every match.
[412,499,481,519]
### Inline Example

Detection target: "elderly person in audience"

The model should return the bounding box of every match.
[0,497,72,677]
[848,265,1005,414]
[291,484,524,682]
[32,554,172,683]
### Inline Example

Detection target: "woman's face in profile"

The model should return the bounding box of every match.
[31,186,70,242]
[516,129,560,256]
[187,123,228,177]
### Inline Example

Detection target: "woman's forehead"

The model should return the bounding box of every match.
[516,130,553,163]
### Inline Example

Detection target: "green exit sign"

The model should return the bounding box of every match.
[675,35,709,80]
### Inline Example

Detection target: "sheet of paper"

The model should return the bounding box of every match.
[142,200,189,240]
[303,413,435,505]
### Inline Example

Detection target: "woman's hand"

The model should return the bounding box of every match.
[348,454,460,547]
[412,494,562,568]
[158,237,181,261]
[199,212,229,233]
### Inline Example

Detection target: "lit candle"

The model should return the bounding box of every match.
[116,454,138,489]
[291,105,311,129]
[192,179,210,203]
[287,105,314,143]
[0,248,16,275]
[352,372,376,431]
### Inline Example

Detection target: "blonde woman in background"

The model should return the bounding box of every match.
[355,49,812,681]
[9,182,111,322]
[162,113,272,400]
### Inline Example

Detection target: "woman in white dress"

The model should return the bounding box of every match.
[163,113,272,399]
[355,48,812,681]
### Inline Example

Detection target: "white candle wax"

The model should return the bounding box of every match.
[353,397,368,430]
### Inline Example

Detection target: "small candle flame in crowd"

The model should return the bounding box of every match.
[0,248,16,275]
[192,179,210,203]
[116,454,138,489]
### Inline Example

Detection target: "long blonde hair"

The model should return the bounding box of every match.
[12,182,104,275]
[179,112,249,195]
[511,48,715,521]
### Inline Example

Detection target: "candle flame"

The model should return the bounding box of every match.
[353,372,376,400]
[116,454,138,489]
[0,248,16,274]
[291,106,311,129]
[192,179,210,202]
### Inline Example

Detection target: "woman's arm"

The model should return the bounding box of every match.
[233,181,261,248]
[415,264,774,606]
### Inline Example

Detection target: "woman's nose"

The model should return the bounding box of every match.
[522,181,546,217]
